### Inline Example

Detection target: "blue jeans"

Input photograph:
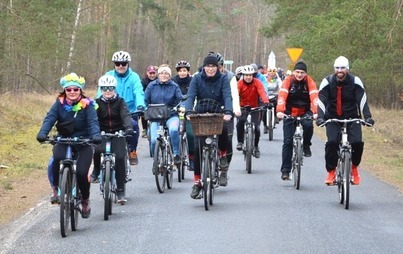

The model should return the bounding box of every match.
[149,116,180,157]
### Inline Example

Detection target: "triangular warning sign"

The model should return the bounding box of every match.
[286,48,304,63]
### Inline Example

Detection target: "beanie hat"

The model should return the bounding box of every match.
[157,65,171,77]
[334,56,349,70]
[203,54,219,67]
[60,73,85,89]
[294,61,307,72]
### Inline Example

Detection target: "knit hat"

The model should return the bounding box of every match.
[334,56,349,70]
[157,65,171,76]
[294,61,307,72]
[146,65,157,73]
[60,73,85,89]
[203,54,218,67]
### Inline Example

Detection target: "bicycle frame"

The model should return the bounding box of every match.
[241,106,263,174]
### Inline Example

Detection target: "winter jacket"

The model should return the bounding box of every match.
[96,95,132,133]
[145,79,183,116]
[172,75,192,95]
[238,78,269,108]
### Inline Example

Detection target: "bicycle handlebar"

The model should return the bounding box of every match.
[101,130,128,138]
[318,118,372,128]
[284,114,313,121]
[43,136,93,145]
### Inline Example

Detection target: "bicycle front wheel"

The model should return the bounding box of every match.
[103,160,112,220]
[70,175,79,231]
[202,150,211,211]
[245,128,253,174]
[268,109,274,141]
[166,148,173,189]
[154,140,166,193]
[293,139,302,190]
[60,167,71,237]
[343,151,351,209]
[178,134,189,182]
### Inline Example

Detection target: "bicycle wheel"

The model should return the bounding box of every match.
[202,150,211,211]
[103,160,112,220]
[178,134,189,182]
[245,127,253,174]
[166,148,173,189]
[70,175,79,231]
[268,109,274,141]
[154,140,166,193]
[294,139,302,190]
[209,153,217,206]
[60,167,71,237]
[337,158,344,204]
[343,151,351,209]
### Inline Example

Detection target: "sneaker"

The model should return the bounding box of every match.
[116,190,127,205]
[325,169,336,185]
[264,126,268,134]
[254,146,260,158]
[129,150,138,165]
[50,187,60,204]
[303,146,312,157]
[219,156,228,171]
[90,170,99,183]
[141,130,147,138]
[236,142,243,151]
[351,165,360,185]
[190,183,202,199]
[281,172,290,181]
[219,172,228,186]
[81,199,91,219]
[174,155,181,165]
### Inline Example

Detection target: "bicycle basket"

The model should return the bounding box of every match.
[145,104,170,121]
[188,113,224,136]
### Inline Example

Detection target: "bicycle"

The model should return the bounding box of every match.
[320,118,371,209]
[99,130,128,220]
[178,110,189,182]
[188,102,225,210]
[43,137,92,237]
[284,115,312,190]
[266,94,277,141]
[241,105,265,174]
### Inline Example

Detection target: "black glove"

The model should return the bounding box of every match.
[263,102,271,109]
[316,118,325,127]
[36,133,47,143]
[92,135,103,144]
[365,118,375,126]
[125,128,134,136]
[136,105,145,111]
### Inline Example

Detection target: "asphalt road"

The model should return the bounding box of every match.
[1,122,403,254]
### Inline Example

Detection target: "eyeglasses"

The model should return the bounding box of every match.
[268,69,277,72]
[204,64,217,69]
[65,88,80,92]
[100,86,115,92]
[334,67,346,70]
[115,62,128,67]
[158,72,170,76]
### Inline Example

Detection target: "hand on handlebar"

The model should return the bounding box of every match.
[224,114,232,121]
[316,118,325,126]
[276,112,284,120]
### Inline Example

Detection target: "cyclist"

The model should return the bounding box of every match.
[91,75,134,204]
[185,53,233,198]
[316,56,375,185]
[263,66,282,133]
[251,63,269,92]
[140,65,158,138]
[101,50,146,166]
[36,73,101,218]
[172,60,195,170]
[145,64,184,165]
[236,65,269,158]
[235,66,243,81]
[276,61,319,180]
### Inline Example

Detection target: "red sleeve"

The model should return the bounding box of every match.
[276,76,291,113]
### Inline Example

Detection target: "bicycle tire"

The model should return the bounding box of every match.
[337,160,344,204]
[154,140,166,193]
[209,153,216,206]
[179,134,189,182]
[245,127,253,174]
[103,160,112,220]
[268,109,274,141]
[71,175,79,231]
[166,147,173,189]
[60,167,70,237]
[343,151,351,209]
[202,149,211,211]
[294,139,302,190]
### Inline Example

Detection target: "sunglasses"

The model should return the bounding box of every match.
[115,62,128,67]
[268,69,277,72]
[65,88,80,92]
[100,86,115,92]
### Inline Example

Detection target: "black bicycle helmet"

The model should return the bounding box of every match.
[175,60,191,71]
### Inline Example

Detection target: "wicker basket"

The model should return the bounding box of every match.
[189,113,224,136]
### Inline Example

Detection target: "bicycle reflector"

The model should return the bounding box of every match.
[205,137,213,145]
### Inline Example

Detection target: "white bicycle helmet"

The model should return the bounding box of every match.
[111,51,131,62]
[98,75,117,87]
[235,66,243,75]
[241,65,255,75]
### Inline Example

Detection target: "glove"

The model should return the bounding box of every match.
[36,133,47,143]
[276,112,284,119]
[316,118,325,127]
[92,135,103,144]
[136,105,145,111]
[263,102,272,109]
[365,118,375,126]
[125,128,134,136]
[313,114,318,120]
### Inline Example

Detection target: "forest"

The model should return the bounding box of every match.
[0,0,401,108]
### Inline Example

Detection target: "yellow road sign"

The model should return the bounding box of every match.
[286,48,304,63]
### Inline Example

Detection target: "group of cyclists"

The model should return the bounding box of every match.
[37,50,375,219]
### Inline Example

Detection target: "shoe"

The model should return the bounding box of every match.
[116,190,127,205]
[219,172,228,186]
[236,142,243,151]
[264,126,268,134]
[190,183,202,199]
[219,156,228,171]
[50,187,60,204]
[189,160,194,171]
[129,150,138,165]
[90,170,99,183]
[174,155,181,165]
[325,169,336,185]
[303,146,312,157]
[254,147,260,158]
[81,199,91,218]
[281,172,290,181]
[351,165,360,185]
[141,130,147,138]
